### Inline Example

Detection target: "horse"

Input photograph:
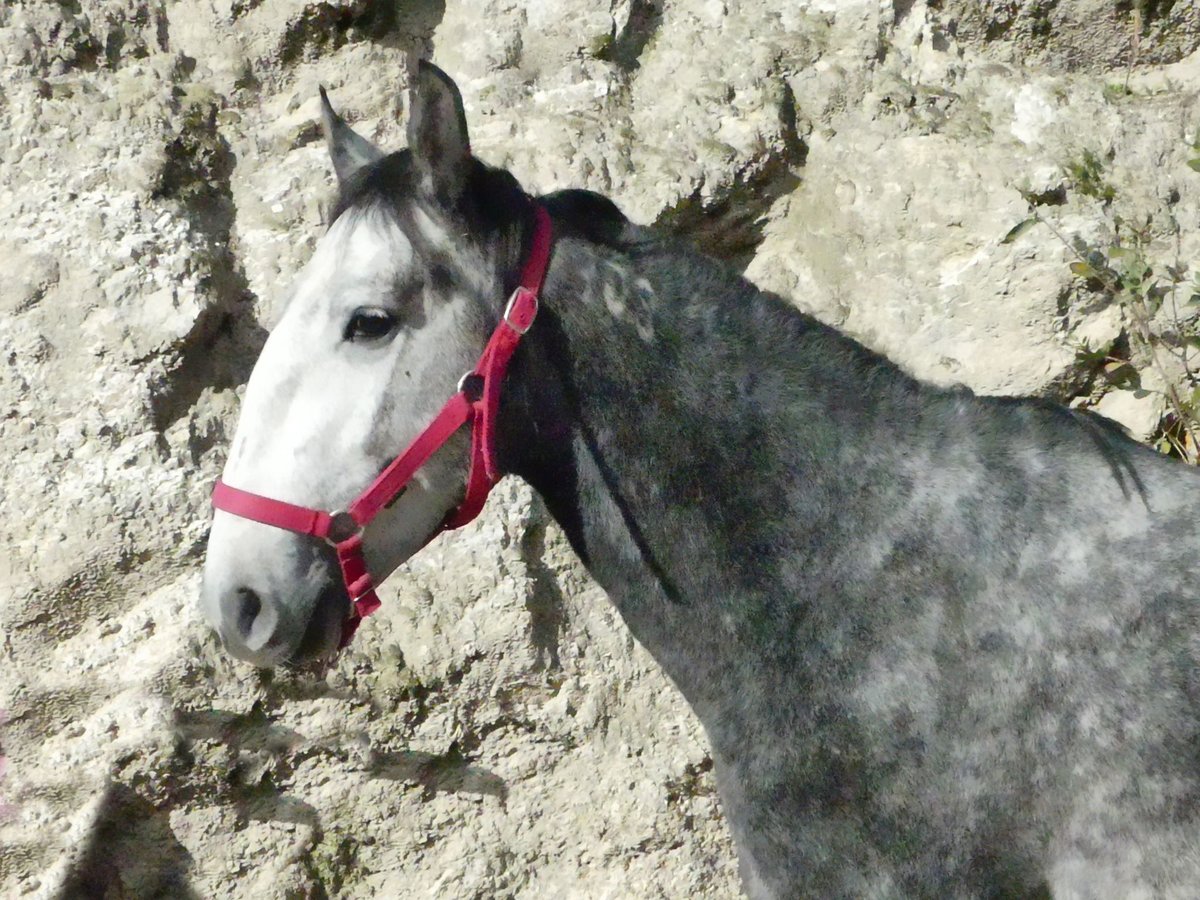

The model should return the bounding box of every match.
[201,62,1200,898]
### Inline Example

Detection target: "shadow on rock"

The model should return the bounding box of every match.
[369,745,508,803]
[57,781,200,900]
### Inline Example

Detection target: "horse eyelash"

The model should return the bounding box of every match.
[343,308,397,342]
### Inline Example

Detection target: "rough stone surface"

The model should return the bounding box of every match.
[1,0,1199,896]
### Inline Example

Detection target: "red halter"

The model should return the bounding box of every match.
[212,204,553,648]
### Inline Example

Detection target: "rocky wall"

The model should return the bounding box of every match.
[2,0,1199,896]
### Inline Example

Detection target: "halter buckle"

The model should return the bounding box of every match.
[325,510,363,546]
[503,287,537,335]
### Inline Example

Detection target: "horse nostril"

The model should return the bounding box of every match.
[212,582,284,661]
[236,587,262,638]
[219,585,278,652]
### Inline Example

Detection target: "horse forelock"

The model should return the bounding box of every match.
[325,150,523,306]
[329,150,415,226]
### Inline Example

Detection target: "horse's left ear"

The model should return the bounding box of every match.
[319,87,384,186]
[407,60,471,205]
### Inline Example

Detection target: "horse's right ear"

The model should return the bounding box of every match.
[407,61,471,205]
[319,86,384,186]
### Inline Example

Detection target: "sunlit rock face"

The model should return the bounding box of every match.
[3,1,1199,895]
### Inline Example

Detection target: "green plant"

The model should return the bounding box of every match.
[1064,150,1117,204]
[587,31,615,59]
[306,826,360,895]
[1005,176,1200,462]
[1187,132,1200,172]
[1070,220,1200,459]
[1103,82,1133,103]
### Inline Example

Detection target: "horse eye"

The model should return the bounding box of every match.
[344,308,397,343]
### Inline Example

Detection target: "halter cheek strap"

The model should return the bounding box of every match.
[212,204,553,648]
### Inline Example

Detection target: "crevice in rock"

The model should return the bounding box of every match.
[154,3,170,52]
[231,0,269,19]
[103,27,125,69]
[656,79,807,270]
[519,513,567,672]
[1026,185,1067,207]
[983,14,1016,42]
[1116,0,1177,25]
[148,83,266,440]
[892,0,917,26]
[278,0,408,67]
[49,16,104,72]
[604,0,664,73]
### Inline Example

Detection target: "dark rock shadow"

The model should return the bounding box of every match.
[241,789,321,831]
[171,706,321,833]
[174,706,308,756]
[369,746,508,803]
[519,509,568,671]
[606,0,664,72]
[656,78,807,272]
[56,781,201,900]
[149,84,265,447]
[279,0,447,66]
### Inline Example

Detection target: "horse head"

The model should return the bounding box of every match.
[201,63,538,666]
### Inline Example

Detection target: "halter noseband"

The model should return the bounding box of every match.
[212,204,553,648]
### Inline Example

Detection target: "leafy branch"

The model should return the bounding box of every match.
[1004,170,1200,462]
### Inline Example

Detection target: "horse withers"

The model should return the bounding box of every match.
[201,62,1200,897]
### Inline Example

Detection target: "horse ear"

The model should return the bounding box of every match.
[407,61,471,204]
[319,86,384,185]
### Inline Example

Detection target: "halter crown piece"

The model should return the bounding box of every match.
[212,204,554,648]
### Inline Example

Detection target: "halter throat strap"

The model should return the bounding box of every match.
[212,203,553,648]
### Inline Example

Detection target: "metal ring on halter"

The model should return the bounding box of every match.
[457,370,484,402]
[325,510,363,546]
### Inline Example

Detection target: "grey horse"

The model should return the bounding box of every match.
[201,62,1200,897]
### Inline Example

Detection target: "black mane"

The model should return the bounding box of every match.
[538,189,633,248]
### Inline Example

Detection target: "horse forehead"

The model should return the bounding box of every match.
[301,211,415,299]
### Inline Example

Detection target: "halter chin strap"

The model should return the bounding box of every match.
[212,204,553,648]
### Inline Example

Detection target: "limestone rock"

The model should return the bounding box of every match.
[2,0,1199,897]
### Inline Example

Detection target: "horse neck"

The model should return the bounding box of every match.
[497,228,931,706]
